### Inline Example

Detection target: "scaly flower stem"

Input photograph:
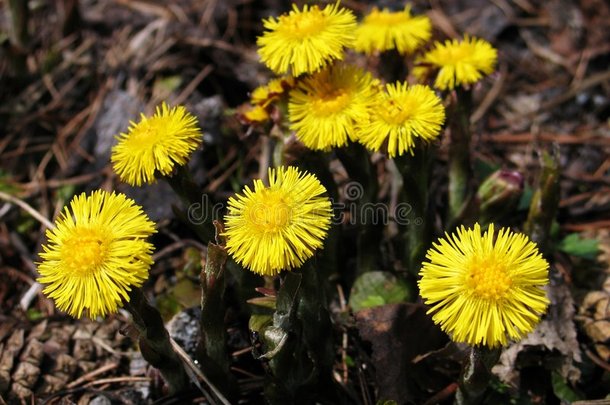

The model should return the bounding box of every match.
[448,88,473,225]
[164,164,215,243]
[7,0,28,73]
[336,142,381,274]
[524,148,560,253]
[295,150,340,299]
[379,49,408,83]
[455,346,501,405]
[198,237,237,401]
[123,288,190,394]
[394,146,434,274]
[264,262,337,403]
[8,0,28,48]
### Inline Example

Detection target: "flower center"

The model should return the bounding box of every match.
[380,99,414,125]
[62,228,109,277]
[367,10,409,26]
[248,189,291,233]
[284,8,326,37]
[464,255,512,300]
[311,89,350,116]
[126,118,168,149]
[443,44,472,64]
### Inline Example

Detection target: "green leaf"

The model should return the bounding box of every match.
[56,184,76,203]
[247,296,277,310]
[249,314,273,333]
[153,75,182,99]
[26,308,44,321]
[474,159,500,180]
[517,184,534,211]
[349,271,412,312]
[557,233,599,260]
[0,170,20,194]
[551,371,582,403]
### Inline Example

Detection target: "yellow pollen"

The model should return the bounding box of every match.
[247,190,291,232]
[381,101,414,125]
[285,9,325,37]
[444,45,471,63]
[465,256,512,300]
[62,228,108,277]
[128,123,162,148]
[311,90,350,115]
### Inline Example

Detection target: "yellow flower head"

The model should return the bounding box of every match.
[257,3,357,76]
[242,104,271,124]
[354,6,431,54]
[419,223,550,348]
[358,82,445,157]
[414,35,497,90]
[251,76,296,107]
[111,102,202,186]
[223,166,332,276]
[288,65,380,150]
[37,190,156,319]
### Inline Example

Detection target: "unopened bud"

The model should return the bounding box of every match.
[477,169,524,223]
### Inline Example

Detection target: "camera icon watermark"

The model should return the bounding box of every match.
[186,182,423,227]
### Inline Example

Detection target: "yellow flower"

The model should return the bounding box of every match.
[111,102,202,186]
[419,223,550,348]
[354,5,431,54]
[251,76,295,107]
[358,82,445,157]
[37,190,156,319]
[223,166,332,276]
[242,104,270,124]
[288,65,379,150]
[414,35,497,90]
[257,3,357,76]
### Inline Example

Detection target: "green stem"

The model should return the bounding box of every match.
[294,150,340,298]
[198,239,237,401]
[164,164,215,243]
[264,263,337,404]
[7,0,28,73]
[524,148,560,253]
[455,346,502,405]
[8,0,28,49]
[59,0,81,36]
[394,146,434,274]
[448,89,473,224]
[336,142,381,275]
[123,288,190,394]
[379,49,408,83]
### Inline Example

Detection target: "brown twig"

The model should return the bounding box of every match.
[83,376,152,387]
[0,190,54,230]
[66,362,120,388]
[482,132,610,145]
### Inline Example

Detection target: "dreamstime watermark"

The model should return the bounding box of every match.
[187,181,423,226]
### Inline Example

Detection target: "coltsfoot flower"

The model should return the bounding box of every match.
[288,65,379,150]
[257,3,357,76]
[38,190,156,319]
[111,102,202,186]
[223,166,332,276]
[242,104,271,124]
[251,76,295,107]
[354,5,431,54]
[419,223,550,347]
[358,82,445,157]
[414,35,497,90]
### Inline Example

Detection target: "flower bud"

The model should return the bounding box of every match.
[477,169,524,223]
